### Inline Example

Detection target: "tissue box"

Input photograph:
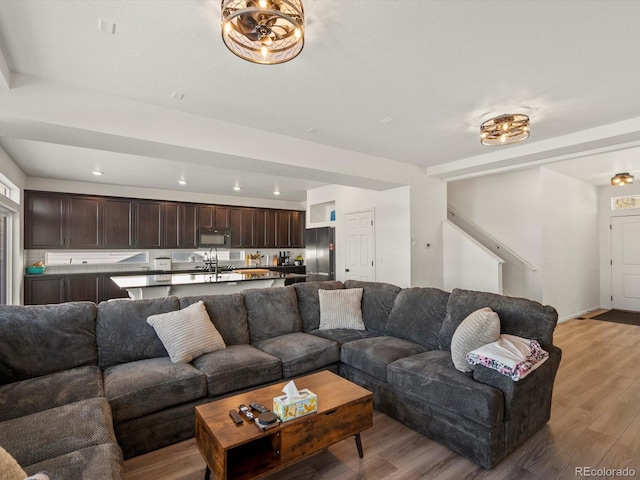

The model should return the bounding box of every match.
[273,389,317,422]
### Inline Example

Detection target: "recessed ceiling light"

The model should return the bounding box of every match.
[273,190,281,195]
[178,179,187,185]
[92,170,103,176]
[171,91,184,100]
[306,127,319,134]
[233,185,241,191]
[380,117,393,123]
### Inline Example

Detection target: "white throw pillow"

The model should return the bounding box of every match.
[318,288,365,330]
[0,445,27,480]
[450,307,500,373]
[147,300,226,363]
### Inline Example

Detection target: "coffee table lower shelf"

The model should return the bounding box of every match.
[195,371,373,480]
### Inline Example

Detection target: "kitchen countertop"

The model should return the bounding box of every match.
[24,265,305,277]
[110,271,307,289]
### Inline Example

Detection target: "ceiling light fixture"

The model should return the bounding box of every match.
[611,172,634,186]
[480,114,530,146]
[178,179,187,185]
[273,190,281,195]
[233,185,241,191]
[92,170,103,176]
[221,0,304,65]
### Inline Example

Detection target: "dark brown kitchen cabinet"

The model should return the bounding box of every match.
[25,191,100,249]
[66,274,100,303]
[24,276,64,305]
[135,200,163,248]
[164,202,198,249]
[276,210,292,248]
[102,198,134,248]
[198,205,215,229]
[214,206,230,229]
[24,273,100,305]
[101,275,130,301]
[255,209,278,248]
[291,211,305,248]
[230,207,255,248]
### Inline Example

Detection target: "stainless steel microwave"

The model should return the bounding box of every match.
[198,228,231,248]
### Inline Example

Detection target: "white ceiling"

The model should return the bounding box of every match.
[1,0,640,201]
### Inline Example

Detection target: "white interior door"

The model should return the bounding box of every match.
[345,210,375,281]
[612,215,640,311]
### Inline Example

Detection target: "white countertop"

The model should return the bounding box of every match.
[110,271,306,289]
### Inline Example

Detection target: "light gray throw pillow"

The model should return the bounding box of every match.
[450,307,500,373]
[147,300,226,363]
[319,288,365,330]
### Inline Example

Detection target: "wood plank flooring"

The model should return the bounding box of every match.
[124,312,640,480]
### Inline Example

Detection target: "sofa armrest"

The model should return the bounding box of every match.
[471,345,562,453]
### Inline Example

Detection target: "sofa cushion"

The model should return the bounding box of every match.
[387,350,504,428]
[319,288,365,330]
[179,294,250,345]
[191,344,282,396]
[23,444,124,480]
[293,281,345,332]
[310,328,381,346]
[0,397,117,468]
[254,332,340,378]
[97,297,180,368]
[344,280,401,334]
[147,301,226,363]
[385,287,450,350]
[0,302,97,385]
[0,365,103,422]
[340,336,429,382]
[451,308,501,373]
[243,286,302,343]
[103,357,206,424]
[439,288,558,351]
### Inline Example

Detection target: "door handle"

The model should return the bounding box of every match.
[345,268,350,272]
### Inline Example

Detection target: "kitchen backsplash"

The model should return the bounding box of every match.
[25,248,306,274]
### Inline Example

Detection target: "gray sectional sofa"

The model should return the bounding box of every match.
[0,280,561,478]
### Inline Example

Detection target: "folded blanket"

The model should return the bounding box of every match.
[466,334,549,381]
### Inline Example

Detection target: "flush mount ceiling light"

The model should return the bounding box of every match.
[91,170,103,176]
[221,0,304,65]
[480,114,530,146]
[611,172,635,186]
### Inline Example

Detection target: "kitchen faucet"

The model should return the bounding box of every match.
[204,247,219,275]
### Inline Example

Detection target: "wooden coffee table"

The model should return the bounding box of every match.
[195,370,373,480]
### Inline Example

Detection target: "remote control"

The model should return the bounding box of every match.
[228,409,244,425]
[250,402,270,414]
[238,404,255,420]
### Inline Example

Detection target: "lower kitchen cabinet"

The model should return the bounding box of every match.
[24,273,129,305]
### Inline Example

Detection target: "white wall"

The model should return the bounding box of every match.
[448,168,543,301]
[0,146,26,304]
[443,220,504,294]
[598,181,640,308]
[307,185,412,287]
[448,167,600,321]
[541,168,600,321]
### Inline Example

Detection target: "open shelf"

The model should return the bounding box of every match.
[309,201,335,227]
[227,432,281,480]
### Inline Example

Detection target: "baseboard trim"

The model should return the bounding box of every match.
[558,306,602,323]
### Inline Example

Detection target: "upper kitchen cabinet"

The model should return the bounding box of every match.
[276,210,292,248]
[135,200,163,248]
[291,211,305,248]
[198,205,230,230]
[254,209,278,249]
[102,197,135,248]
[164,202,198,249]
[229,207,255,248]
[25,191,101,249]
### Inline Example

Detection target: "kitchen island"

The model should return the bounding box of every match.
[110,271,307,300]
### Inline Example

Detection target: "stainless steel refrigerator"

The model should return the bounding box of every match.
[305,227,335,282]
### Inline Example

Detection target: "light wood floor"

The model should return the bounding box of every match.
[124,312,640,480]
